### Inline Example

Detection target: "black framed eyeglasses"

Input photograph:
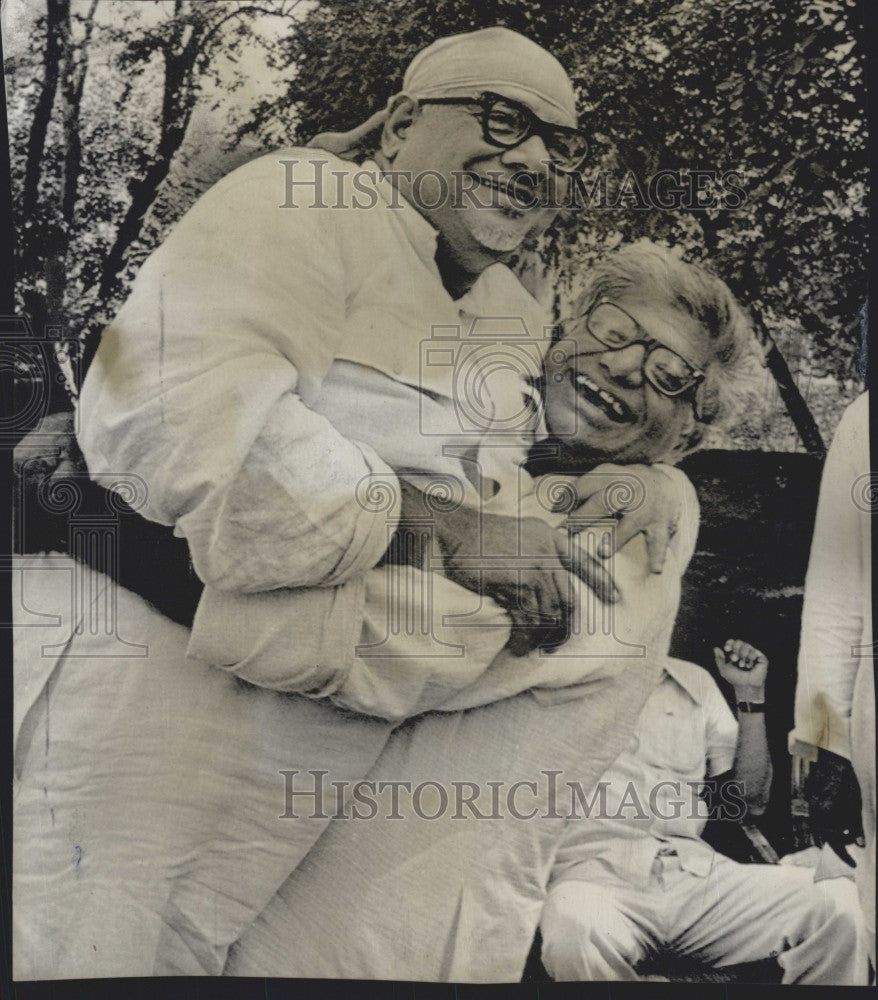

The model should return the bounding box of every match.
[418,91,589,174]
[583,301,705,397]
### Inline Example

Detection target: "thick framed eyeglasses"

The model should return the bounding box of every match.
[583,301,704,397]
[418,91,589,174]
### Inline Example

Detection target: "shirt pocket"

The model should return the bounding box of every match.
[634,706,704,776]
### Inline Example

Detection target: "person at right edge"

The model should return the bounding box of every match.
[790,390,874,973]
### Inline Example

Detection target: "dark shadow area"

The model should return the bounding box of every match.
[672,448,823,856]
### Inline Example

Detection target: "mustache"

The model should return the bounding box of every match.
[463,170,559,210]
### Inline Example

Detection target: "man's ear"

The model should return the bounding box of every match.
[380,93,421,161]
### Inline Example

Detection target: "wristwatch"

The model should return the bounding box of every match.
[737,700,765,713]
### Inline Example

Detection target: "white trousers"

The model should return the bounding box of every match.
[540,852,867,984]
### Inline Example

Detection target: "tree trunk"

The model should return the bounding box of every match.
[752,313,825,458]
[19,0,67,371]
[21,0,68,220]
[59,1,99,237]
[96,23,201,306]
[17,2,69,413]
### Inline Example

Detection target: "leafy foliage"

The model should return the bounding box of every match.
[7,0,302,379]
[253,0,867,444]
[5,0,866,447]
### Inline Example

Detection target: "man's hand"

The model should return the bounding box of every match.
[389,480,618,656]
[307,110,387,160]
[713,639,768,701]
[558,463,687,574]
[805,748,865,867]
[13,410,82,490]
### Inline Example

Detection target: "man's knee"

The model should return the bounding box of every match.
[814,877,864,938]
[776,875,868,984]
[782,873,864,952]
[540,883,640,979]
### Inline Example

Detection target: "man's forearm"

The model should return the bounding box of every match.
[732,682,772,815]
[189,395,400,593]
[76,152,389,595]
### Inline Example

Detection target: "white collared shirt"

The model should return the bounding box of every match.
[551,658,738,888]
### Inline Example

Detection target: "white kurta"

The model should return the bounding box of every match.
[77,152,550,600]
[21,137,706,980]
[790,391,874,958]
[222,515,698,982]
[12,556,394,979]
[19,145,686,979]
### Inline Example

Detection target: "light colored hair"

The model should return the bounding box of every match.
[567,239,763,459]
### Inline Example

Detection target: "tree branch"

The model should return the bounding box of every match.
[197,4,296,55]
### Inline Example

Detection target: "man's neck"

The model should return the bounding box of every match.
[374,154,497,299]
[524,435,598,477]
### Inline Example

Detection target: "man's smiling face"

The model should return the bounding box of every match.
[386,95,568,272]
[542,289,714,466]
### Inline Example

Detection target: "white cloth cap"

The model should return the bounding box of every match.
[403,27,577,127]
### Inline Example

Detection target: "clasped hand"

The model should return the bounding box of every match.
[386,466,687,656]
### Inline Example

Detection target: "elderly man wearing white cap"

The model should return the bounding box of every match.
[77,25,643,645]
[15,28,695,979]
[367,27,582,288]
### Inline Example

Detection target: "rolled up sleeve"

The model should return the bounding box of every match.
[78,152,398,593]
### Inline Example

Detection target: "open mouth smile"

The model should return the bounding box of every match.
[571,370,636,424]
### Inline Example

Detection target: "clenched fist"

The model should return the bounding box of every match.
[713,639,768,700]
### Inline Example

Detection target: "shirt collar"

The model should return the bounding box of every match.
[661,657,709,704]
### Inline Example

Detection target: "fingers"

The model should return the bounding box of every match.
[566,491,613,528]
[505,626,534,658]
[596,514,636,556]
[505,618,561,658]
[723,639,753,670]
[643,524,671,574]
[557,534,619,604]
[539,563,577,647]
[539,568,576,651]
[554,470,610,512]
[502,595,542,658]
[722,638,763,670]
[502,566,572,656]
[713,647,726,671]
[307,109,388,158]
[723,639,743,668]
[600,513,671,573]
[351,108,390,139]
[569,504,669,575]
[591,514,669,574]
[531,571,565,637]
